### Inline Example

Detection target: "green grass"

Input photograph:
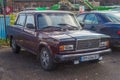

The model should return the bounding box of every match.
[0,39,9,47]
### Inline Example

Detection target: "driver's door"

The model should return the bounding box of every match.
[22,14,38,53]
[83,13,99,32]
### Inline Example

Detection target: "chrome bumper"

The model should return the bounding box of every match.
[55,49,111,61]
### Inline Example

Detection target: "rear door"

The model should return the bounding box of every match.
[76,14,86,27]
[83,13,99,32]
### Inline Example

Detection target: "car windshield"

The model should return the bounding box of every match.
[37,13,81,30]
[104,13,120,23]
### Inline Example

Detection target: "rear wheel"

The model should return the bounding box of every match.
[11,38,21,54]
[39,47,56,71]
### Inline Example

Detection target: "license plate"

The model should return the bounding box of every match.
[80,54,99,62]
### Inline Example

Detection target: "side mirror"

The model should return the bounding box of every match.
[14,21,17,25]
[79,22,84,27]
[26,23,35,29]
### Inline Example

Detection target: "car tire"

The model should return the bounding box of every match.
[39,47,56,71]
[11,38,21,54]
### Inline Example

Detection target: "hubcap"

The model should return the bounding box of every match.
[41,50,49,67]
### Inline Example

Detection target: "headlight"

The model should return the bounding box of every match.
[59,45,74,51]
[99,41,109,47]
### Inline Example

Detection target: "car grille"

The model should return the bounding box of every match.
[76,39,100,50]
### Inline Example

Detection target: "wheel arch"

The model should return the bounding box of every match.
[38,42,53,55]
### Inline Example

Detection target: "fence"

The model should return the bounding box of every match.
[0,16,10,39]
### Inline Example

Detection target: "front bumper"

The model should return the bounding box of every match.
[55,49,111,62]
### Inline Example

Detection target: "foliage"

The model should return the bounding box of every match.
[9,13,16,25]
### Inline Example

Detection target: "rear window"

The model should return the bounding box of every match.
[104,13,120,23]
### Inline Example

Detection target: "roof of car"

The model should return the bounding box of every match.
[91,10,120,13]
[80,10,120,14]
[19,10,73,14]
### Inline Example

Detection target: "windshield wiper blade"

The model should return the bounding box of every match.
[41,26,62,31]
[57,23,79,30]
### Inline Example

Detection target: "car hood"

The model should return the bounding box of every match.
[42,30,109,41]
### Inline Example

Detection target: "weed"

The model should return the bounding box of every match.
[0,39,9,48]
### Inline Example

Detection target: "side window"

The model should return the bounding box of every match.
[25,15,35,29]
[77,14,86,22]
[16,14,26,26]
[92,15,98,24]
[84,14,98,24]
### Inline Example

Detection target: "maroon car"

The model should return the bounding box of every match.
[7,10,111,71]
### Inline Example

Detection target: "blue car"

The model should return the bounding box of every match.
[76,11,120,47]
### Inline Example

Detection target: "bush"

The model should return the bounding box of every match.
[9,13,16,25]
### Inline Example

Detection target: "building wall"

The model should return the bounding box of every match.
[6,0,120,12]
[95,0,120,5]
[6,0,59,12]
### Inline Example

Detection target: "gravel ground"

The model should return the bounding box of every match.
[0,48,120,80]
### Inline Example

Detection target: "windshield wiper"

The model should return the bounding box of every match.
[57,23,79,30]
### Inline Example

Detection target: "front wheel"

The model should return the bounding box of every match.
[11,38,21,54]
[39,47,56,71]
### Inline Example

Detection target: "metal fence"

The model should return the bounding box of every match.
[0,16,10,39]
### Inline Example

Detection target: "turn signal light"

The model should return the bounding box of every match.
[59,45,64,51]
[106,41,110,47]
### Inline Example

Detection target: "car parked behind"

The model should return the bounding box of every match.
[76,11,120,47]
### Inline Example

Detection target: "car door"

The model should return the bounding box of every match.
[13,13,26,47]
[22,14,38,53]
[83,13,99,32]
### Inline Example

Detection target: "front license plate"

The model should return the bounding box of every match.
[80,54,99,62]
